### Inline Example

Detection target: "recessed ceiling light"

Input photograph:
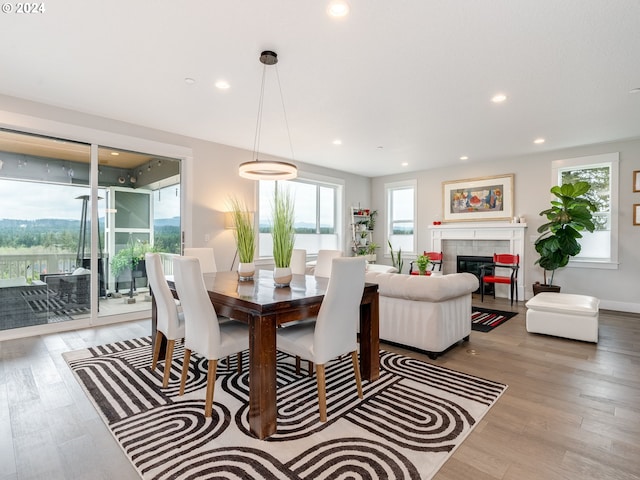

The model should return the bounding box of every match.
[332,139,342,145]
[327,0,350,17]
[534,138,545,144]
[491,93,507,103]
[629,87,640,94]
[459,156,469,160]
[184,77,196,85]
[401,162,408,167]
[376,146,384,150]
[215,80,230,90]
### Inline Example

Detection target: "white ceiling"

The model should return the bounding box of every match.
[1,0,640,177]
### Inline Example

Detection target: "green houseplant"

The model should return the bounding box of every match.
[271,186,295,286]
[388,240,403,273]
[110,240,155,278]
[534,181,597,291]
[415,253,430,275]
[228,196,256,280]
[110,238,156,297]
[367,210,378,231]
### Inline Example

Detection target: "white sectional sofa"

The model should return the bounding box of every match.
[364,271,479,358]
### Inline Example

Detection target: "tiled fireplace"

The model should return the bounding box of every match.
[428,222,527,301]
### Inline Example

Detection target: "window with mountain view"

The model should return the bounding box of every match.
[0,129,182,332]
[258,176,342,257]
[553,152,618,267]
[386,180,416,256]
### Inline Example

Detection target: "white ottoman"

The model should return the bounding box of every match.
[525,292,599,343]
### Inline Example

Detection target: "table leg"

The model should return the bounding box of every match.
[359,290,380,381]
[248,313,277,439]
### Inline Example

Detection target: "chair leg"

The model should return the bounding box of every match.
[481,279,485,302]
[295,356,301,375]
[315,364,327,422]
[351,351,363,399]
[236,352,243,373]
[162,339,175,388]
[204,359,217,418]
[179,348,191,396]
[151,331,164,371]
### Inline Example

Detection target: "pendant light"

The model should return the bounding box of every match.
[239,50,298,181]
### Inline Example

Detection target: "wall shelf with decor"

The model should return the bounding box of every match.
[350,207,377,262]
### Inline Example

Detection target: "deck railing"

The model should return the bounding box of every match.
[1,251,180,288]
[0,252,79,280]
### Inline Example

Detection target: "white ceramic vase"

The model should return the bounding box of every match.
[238,262,255,281]
[273,267,292,288]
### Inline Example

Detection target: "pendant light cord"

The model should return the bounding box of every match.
[275,66,296,162]
[251,62,296,163]
[252,63,267,160]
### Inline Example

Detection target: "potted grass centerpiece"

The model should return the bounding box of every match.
[271,185,295,287]
[228,196,256,281]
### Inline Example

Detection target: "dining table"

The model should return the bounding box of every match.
[152,269,380,439]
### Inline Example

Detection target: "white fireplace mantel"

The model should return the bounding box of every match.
[428,222,527,300]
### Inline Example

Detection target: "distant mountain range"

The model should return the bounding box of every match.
[0,216,181,229]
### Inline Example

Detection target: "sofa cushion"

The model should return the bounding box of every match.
[365,271,478,302]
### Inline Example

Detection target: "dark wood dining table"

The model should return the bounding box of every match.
[152,269,380,439]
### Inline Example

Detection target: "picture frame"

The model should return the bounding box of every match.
[634,171,640,192]
[634,204,640,226]
[442,174,514,222]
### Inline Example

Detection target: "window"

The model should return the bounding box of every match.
[258,175,343,257]
[552,152,618,268]
[385,180,416,255]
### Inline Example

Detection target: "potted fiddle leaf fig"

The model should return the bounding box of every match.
[228,196,256,280]
[533,181,597,294]
[271,185,295,287]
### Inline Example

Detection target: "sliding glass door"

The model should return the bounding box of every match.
[0,129,182,333]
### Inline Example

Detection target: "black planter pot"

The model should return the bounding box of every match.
[532,282,561,296]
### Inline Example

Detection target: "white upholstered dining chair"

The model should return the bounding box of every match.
[290,249,307,275]
[184,247,218,274]
[147,253,185,388]
[313,249,342,278]
[276,256,366,422]
[173,256,249,417]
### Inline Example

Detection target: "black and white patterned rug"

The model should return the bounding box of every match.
[64,337,507,480]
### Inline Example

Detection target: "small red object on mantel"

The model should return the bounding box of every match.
[432,221,442,225]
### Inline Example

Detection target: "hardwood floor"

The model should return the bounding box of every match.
[0,295,638,479]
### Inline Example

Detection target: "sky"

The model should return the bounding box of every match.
[0,179,179,221]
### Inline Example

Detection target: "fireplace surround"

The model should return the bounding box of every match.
[428,222,527,301]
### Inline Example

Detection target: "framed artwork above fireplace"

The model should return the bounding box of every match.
[442,174,514,222]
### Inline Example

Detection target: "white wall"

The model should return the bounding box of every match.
[185,138,370,270]
[0,95,371,273]
[4,94,635,312]
[371,139,640,313]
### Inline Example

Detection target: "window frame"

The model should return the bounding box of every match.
[257,171,344,259]
[551,152,619,269]
[385,179,417,257]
